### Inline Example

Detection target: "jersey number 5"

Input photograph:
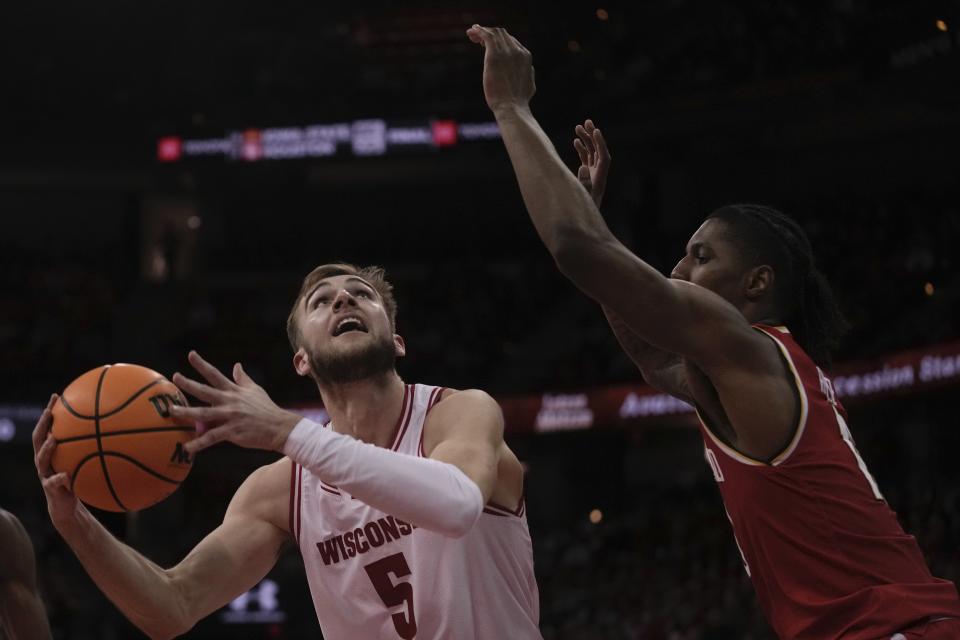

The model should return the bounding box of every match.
[364,553,418,639]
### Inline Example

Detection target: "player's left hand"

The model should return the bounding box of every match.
[573,119,611,208]
[466,25,536,115]
[170,351,302,455]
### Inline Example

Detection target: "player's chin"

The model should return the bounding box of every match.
[328,334,378,357]
[331,332,376,351]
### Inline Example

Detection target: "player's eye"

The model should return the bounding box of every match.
[354,289,371,298]
[312,297,329,308]
[695,253,709,264]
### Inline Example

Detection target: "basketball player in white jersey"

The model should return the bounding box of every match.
[32,262,541,639]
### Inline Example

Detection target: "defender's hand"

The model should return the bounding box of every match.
[32,393,85,531]
[466,25,536,116]
[171,351,302,455]
[573,119,611,208]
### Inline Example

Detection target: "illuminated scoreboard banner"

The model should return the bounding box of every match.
[157,119,501,163]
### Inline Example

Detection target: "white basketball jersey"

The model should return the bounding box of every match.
[290,383,542,640]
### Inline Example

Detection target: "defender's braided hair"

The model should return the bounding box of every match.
[707,204,848,368]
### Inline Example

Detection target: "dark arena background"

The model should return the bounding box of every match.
[2,1,959,638]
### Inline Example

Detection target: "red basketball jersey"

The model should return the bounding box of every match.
[697,324,960,639]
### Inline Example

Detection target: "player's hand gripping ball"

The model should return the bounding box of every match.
[50,364,196,512]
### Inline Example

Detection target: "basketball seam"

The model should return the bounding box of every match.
[57,425,195,444]
[72,451,182,490]
[94,366,128,511]
[60,377,166,420]
[101,452,182,484]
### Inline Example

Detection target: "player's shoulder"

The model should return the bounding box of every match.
[226,457,293,532]
[430,387,502,416]
[423,387,504,440]
[237,457,293,497]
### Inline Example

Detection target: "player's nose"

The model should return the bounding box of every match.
[332,289,357,310]
[670,256,690,281]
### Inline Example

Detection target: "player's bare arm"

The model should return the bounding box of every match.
[603,307,693,402]
[162,459,290,635]
[570,115,693,402]
[33,392,290,639]
[172,352,496,537]
[0,509,52,640]
[421,389,523,510]
[468,25,796,460]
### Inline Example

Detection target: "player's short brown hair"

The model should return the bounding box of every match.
[286,263,398,351]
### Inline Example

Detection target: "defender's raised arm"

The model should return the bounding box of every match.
[466,25,765,375]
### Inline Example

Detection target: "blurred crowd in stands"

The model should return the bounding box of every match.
[2,189,956,406]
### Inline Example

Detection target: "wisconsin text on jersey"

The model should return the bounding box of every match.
[316,514,417,565]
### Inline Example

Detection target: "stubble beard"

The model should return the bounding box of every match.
[307,333,396,386]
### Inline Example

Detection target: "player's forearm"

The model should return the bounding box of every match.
[604,307,694,401]
[57,512,191,638]
[284,420,484,537]
[603,307,673,370]
[493,105,670,301]
[493,104,615,256]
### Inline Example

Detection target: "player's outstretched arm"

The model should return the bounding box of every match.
[162,461,290,634]
[466,25,766,374]
[603,307,693,402]
[33,396,289,639]
[281,391,503,538]
[172,353,490,538]
[569,117,692,401]
[0,509,52,640]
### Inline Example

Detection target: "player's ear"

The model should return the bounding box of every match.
[293,348,312,377]
[393,335,406,358]
[745,265,774,300]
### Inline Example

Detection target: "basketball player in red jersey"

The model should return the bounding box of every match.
[468,25,960,640]
[32,264,541,639]
[0,509,52,640]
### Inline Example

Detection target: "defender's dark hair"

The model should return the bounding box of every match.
[707,204,848,368]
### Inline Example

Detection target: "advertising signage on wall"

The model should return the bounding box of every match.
[2,341,959,443]
[157,119,500,163]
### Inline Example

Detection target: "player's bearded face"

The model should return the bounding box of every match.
[297,274,401,385]
[306,325,397,385]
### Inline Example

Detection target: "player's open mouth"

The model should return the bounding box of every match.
[332,316,368,336]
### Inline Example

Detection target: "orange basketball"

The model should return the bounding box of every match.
[50,364,195,512]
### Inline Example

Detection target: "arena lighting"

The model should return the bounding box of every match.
[936,19,948,32]
[157,118,500,163]
[589,509,603,524]
[0,418,14,442]
[596,8,609,21]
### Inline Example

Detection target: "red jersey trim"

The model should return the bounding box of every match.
[389,384,415,452]
[288,458,297,539]
[418,386,448,457]
[320,483,341,496]
[485,494,526,518]
[695,325,809,467]
[289,462,303,550]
